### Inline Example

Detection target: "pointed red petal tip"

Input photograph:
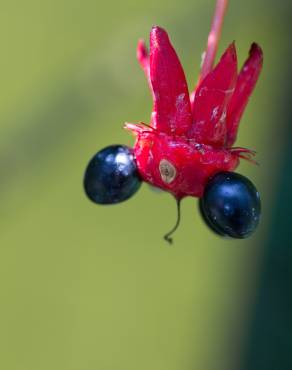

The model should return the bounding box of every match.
[226,41,237,63]
[249,43,263,64]
[137,39,148,62]
[150,25,168,48]
[137,39,150,83]
[213,41,237,77]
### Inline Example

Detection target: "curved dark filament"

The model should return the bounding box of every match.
[163,199,181,245]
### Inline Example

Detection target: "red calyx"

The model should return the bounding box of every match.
[125,24,263,200]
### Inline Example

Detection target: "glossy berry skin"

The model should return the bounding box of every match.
[84,145,141,204]
[199,172,261,238]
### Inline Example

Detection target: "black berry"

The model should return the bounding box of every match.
[84,145,141,204]
[199,172,261,238]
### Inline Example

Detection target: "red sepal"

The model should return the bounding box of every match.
[149,26,192,136]
[190,43,237,146]
[137,39,151,87]
[226,43,263,146]
[132,130,239,199]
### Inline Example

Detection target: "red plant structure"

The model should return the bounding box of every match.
[84,0,263,242]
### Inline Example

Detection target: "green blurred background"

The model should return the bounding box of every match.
[0,0,291,369]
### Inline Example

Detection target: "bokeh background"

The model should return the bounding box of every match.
[0,0,291,369]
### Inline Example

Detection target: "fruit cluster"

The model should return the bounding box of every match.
[84,0,263,241]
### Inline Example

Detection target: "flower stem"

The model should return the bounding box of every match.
[164,198,181,245]
[199,0,229,82]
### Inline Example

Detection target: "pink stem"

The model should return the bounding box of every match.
[199,0,229,82]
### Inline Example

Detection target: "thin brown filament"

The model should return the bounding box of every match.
[164,198,181,245]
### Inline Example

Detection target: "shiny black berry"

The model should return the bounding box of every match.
[199,172,261,238]
[84,145,141,204]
